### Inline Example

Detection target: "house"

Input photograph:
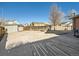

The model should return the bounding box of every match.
[31,22,49,31]
[61,21,73,30]
[18,24,24,31]
[4,20,24,33]
[72,15,79,37]
[51,21,73,31]
[30,22,48,26]
[24,22,50,31]
[4,20,19,33]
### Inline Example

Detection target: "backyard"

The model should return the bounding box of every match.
[0,30,79,56]
[5,31,59,49]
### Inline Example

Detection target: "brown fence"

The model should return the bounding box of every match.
[24,26,50,31]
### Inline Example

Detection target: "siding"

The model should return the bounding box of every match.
[18,27,23,31]
[75,18,79,29]
[5,25,18,33]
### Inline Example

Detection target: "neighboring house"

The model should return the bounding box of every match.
[61,21,73,30]
[61,22,72,27]
[18,24,24,31]
[4,20,23,33]
[5,24,18,33]
[24,23,30,26]
[30,22,48,26]
[51,22,73,31]
[24,22,50,31]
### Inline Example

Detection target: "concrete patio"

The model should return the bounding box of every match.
[0,31,79,56]
[5,31,59,49]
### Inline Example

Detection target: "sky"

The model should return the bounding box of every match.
[0,2,79,24]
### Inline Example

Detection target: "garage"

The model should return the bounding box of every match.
[5,24,18,33]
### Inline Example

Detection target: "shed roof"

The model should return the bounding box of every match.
[4,24,18,26]
[32,22,49,24]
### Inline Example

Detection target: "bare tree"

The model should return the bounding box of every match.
[49,4,62,30]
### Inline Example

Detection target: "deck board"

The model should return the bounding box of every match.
[31,35,79,56]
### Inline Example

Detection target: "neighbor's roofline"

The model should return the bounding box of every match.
[72,15,79,19]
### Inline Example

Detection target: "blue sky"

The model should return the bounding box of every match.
[0,2,79,24]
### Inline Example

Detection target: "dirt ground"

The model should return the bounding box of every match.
[5,31,59,49]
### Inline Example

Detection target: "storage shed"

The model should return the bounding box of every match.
[5,24,18,33]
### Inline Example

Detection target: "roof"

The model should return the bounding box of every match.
[5,20,15,22]
[61,21,72,26]
[18,24,24,27]
[72,15,79,19]
[31,22,49,25]
[4,23,24,27]
[4,24,18,26]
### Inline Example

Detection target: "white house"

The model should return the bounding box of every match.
[18,24,24,31]
[4,20,19,33]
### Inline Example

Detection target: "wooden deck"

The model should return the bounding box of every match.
[0,33,79,56]
[31,34,79,56]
